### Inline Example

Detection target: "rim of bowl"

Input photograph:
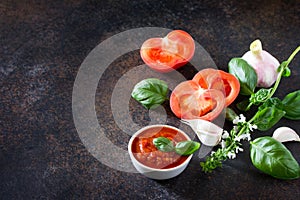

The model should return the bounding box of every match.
[128,124,193,172]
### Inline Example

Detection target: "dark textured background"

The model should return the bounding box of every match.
[1,0,300,199]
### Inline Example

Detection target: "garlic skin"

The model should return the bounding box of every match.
[272,127,300,143]
[242,39,280,88]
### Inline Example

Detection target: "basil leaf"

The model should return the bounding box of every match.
[228,58,257,96]
[282,90,300,120]
[258,97,283,111]
[236,99,251,111]
[252,105,285,131]
[250,136,300,180]
[175,141,200,156]
[225,107,238,122]
[131,78,168,109]
[153,137,174,152]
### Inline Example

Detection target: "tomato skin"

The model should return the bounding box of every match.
[170,80,225,121]
[140,30,195,73]
[192,69,240,106]
[216,70,240,106]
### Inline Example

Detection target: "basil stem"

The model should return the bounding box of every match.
[262,46,300,101]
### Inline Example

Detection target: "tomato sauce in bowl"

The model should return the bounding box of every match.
[131,126,189,169]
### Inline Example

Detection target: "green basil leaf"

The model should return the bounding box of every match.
[282,90,300,120]
[252,106,285,131]
[250,136,300,180]
[258,97,284,111]
[131,78,168,109]
[236,99,251,111]
[175,141,200,156]
[225,107,238,122]
[153,137,174,152]
[228,58,257,96]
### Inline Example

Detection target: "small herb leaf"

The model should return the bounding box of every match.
[228,58,257,96]
[250,136,300,180]
[131,78,168,109]
[282,90,300,120]
[252,106,285,131]
[175,141,200,156]
[153,137,174,152]
[236,99,251,111]
[225,108,238,122]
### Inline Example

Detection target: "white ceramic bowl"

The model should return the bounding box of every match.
[128,124,193,180]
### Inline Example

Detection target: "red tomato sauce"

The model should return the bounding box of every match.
[131,127,189,169]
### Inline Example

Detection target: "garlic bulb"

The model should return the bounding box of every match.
[272,127,300,143]
[242,39,280,88]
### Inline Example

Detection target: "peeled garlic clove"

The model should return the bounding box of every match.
[272,127,300,143]
[181,119,200,132]
[181,119,223,146]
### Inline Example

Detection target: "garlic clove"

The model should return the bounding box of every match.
[272,127,300,143]
[181,119,223,146]
[181,119,200,132]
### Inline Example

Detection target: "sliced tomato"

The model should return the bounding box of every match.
[140,30,195,73]
[192,69,240,106]
[170,80,225,120]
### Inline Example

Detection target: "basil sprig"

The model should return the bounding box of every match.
[250,136,300,180]
[249,91,300,130]
[131,78,168,109]
[153,137,200,156]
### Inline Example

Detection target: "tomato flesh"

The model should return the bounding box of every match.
[192,69,240,106]
[140,30,195,73]
[170,80,225,120]
[170,68,240,120]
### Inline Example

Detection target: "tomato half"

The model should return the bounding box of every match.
[170,80,225,120]
[192,69,240,106]
[140,30,195,73]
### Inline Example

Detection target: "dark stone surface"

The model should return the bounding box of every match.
[1,0,300,199]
